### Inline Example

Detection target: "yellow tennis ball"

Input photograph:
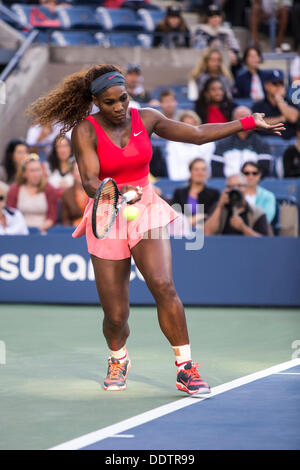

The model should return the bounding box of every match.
[123,206,139,221]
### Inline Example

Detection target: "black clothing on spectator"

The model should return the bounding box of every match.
[283,145,300,177]
[172,185,220,216]
[252,97,300,140]
[221,203,269,236]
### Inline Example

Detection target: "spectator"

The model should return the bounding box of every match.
[26,123,60,159]
[153,5,191,49]
[252,69,300,140]
[234,46,269,101]
[221,0,249,27]
[61,161,88,226]
[47,135,74,195]
[242,161,276,224]
[172,158,220,227]
[0,139,29,184]
[0,181,29,235]
[214,106,274,177]
[283,119,300,177]
[195,77,235,124]
[6,154,58,234]
[291,1,300,51]
[158,88,180,121]
[189,47,233,100]
[204,173,269,236]
[193,4,240,70]
[124,64,154,105]
[250,0,292,52]
[29,1,62,27]
[165,111,215,180]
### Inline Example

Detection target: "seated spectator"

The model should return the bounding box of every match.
[234,46,269,101]
[252,70,300,140]
[250,0,292,52]
[204,173,269,236]
[189,47,233,100]
[214,106,273,177]
[195,77,235,124]
[172,158,220,228]
[193,4,240,71]
[283,120,300,177]
[0,181,29,236]
[26,123,61,159]
[153,6,191,49]
[6,154,58,234]
[29,1,62,27]
[165,111,215,180]
[47,135,74,195]
[61,161,88,226]
[242,161,276,224]
[125,64,154,105]
[0,139,29,184]
[158,88,180,121]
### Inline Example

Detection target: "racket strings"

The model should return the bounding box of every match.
[96,180,118,238]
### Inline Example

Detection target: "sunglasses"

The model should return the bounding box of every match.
[243,171,259,176]
[0,195,5,201]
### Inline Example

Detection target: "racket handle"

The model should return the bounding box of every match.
[123,190,138,203]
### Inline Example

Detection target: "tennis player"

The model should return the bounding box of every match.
[27,64,284,395]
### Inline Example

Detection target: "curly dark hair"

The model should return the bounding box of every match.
[26,64,123,135]
[195,77,233,123]
[3,138,29,183]
[48,135,73,172]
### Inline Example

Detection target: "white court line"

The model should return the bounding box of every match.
[276,372,300,375]
[49,358,300,451]
[111,434,135,439]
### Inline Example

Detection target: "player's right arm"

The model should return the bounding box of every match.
[71,120,100,198]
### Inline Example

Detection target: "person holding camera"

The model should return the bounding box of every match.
[204,173,269,236]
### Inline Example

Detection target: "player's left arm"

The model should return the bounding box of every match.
[141,108,285,145]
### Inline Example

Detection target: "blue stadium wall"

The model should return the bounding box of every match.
[0,235,299,307]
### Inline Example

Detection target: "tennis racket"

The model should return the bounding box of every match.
[92,178,139,239]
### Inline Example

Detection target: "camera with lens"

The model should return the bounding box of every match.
[228,189,243,208]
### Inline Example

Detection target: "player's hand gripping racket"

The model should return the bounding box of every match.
[92,178,140,239]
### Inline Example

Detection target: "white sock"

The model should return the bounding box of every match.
[172,344,192,369]
[110,346,128,363]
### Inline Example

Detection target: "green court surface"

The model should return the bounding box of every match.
[0,304,299,450]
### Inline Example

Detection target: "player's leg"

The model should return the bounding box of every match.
[131,228,210,396]
[91,254,132,391]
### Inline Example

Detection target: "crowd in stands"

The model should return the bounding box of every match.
[1,1,300,237]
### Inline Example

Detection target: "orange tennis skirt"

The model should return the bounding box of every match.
[72,181,179,260]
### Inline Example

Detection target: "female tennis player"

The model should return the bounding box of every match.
[27,64,284,395]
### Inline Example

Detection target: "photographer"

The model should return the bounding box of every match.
[204,173,269,236]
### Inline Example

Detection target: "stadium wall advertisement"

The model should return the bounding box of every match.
[0,235,299,306]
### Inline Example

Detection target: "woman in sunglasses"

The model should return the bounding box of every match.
[6,154,58,234]
[0,181,28,235]
[242,161,276,224]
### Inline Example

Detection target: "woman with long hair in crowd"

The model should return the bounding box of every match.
[0,138,29,184]
[189,47,233,100]
[47,135,74,195]
[6,153,58,234]
[195,77,236,124]
[26,63,283,394]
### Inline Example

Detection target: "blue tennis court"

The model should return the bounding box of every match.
[51,360,300,450]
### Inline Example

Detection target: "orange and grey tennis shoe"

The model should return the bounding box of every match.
[104,356,131,391]
[176,361,211,396]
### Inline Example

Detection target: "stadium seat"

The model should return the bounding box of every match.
[11,4,62,28]
[57,6,101,30]
[51,30,98,46]
[137,8,165,32]
[95,32,151,48]
[96,7,145,31]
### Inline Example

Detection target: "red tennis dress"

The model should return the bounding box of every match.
[72,107,179,260]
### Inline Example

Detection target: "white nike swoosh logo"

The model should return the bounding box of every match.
[133,131,143,137]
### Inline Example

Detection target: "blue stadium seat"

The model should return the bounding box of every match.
[11,4,62,28]
[51,30,98,46]
[96,7,145,31]
[137,8,165,32]
[57,6,101,30]
[152,84,191,103]
[47,225,75,235]
[95,32,151,48]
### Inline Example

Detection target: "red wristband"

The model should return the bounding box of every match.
[240,115,256,131]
